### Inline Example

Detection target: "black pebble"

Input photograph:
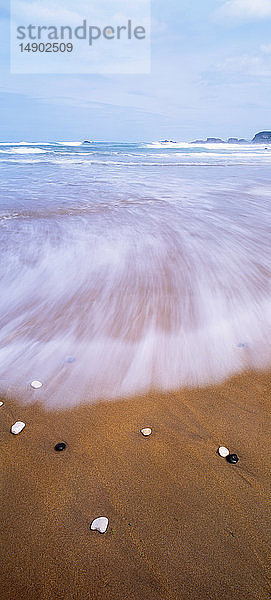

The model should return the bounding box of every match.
[55,442,66,452]
[226,453,239,464]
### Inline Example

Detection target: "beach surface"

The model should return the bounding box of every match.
[1,369,270,600]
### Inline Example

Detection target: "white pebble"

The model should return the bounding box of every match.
[218,446,230,458]
[0,401,3,407]
[30,380,43,389]
[11,421,26,435]
[90,517,109,534]
[140,427,152,436]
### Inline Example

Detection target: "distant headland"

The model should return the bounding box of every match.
[189,131,271,144]
[158,131,271,145]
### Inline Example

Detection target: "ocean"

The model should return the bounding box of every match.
[0,140,270,407]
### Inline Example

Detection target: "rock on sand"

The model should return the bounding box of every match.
[90,517,109,534]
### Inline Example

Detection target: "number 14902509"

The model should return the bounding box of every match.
[19,43,73,52]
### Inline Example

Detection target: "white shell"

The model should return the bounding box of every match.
[218,446,230,458]
[140,427,152,436]
[30,380,43,389]
[0,401,3,407]
[11,421,26,435]
[90,517,109,534]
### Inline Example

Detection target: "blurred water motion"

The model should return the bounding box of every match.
[0,141,270,407]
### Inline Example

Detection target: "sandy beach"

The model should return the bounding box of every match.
[2,0,271,596]
[1,369,270,600]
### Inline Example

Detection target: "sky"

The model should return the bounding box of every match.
[0,0,271,141]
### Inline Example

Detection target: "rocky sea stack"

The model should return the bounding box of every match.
[252,131,271,143]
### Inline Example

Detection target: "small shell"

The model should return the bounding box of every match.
[0,401,4,407]
[140,427,152,437]
[218,446,230,458]
[11,421,26,435]
[30,380,43,389]
[90,517,109,534]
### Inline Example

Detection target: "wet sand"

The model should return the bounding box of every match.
[0,370,270,600]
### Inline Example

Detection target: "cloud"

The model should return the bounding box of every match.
[214,54,263,73]
[261,44,271,54]
[214,0,271,21]
[204,48,271,82]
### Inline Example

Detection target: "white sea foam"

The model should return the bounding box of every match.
[56,141,83,146]
[0,147,48,154]
[147,141,191,148]
[0,141,54,146]
[0,144,270,408]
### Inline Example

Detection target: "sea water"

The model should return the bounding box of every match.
[0,141,270,407]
